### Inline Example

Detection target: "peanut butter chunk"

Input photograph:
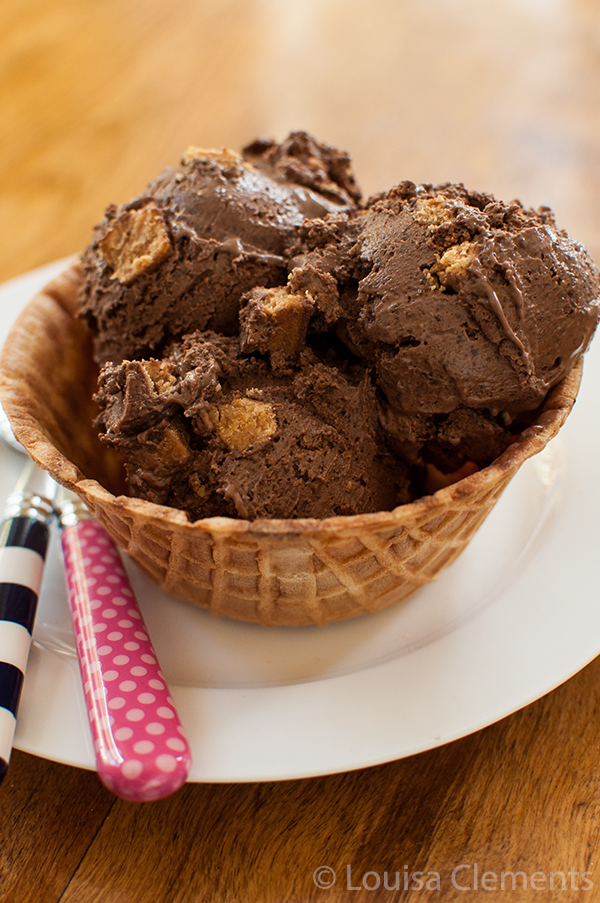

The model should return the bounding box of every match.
[430,240,477,288]
[215,397,277,451]
[142,360,177,395]
[98,202,172,284]
[413,195,455,226]
[239,286,313,371]
[133,423,192,474]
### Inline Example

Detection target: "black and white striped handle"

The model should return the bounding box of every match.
[0,467,54,782]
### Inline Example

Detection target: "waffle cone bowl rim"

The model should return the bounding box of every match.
[0,263,584,624]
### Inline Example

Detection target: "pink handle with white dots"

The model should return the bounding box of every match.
[59,517,192,801]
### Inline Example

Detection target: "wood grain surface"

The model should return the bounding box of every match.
[1,1,600,900]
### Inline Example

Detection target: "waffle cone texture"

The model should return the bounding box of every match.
[0,264,583,626]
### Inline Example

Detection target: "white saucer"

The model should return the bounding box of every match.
[1,259,599,782]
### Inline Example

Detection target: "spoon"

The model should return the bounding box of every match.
[0,403,192,801]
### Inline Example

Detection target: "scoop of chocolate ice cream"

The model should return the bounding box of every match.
[354,184,599,410]
[79,133,360,365]
[297,181,600,469]
[94,332,409,520]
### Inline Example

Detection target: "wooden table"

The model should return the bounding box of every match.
[1,1,600,899]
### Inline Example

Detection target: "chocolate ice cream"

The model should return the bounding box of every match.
[84,133,599,520]
[293,181,600,470]
[94,332,409,519]
[80,133,360,365]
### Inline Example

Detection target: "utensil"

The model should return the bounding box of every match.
[0,403,192,800]
[0,459,55,782]
[56,490,192,801]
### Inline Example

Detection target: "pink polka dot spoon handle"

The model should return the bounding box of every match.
[57,494,192,802]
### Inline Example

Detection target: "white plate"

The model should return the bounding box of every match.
[1,260,599,783]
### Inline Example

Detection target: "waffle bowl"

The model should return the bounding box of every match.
[0,263,583,626]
